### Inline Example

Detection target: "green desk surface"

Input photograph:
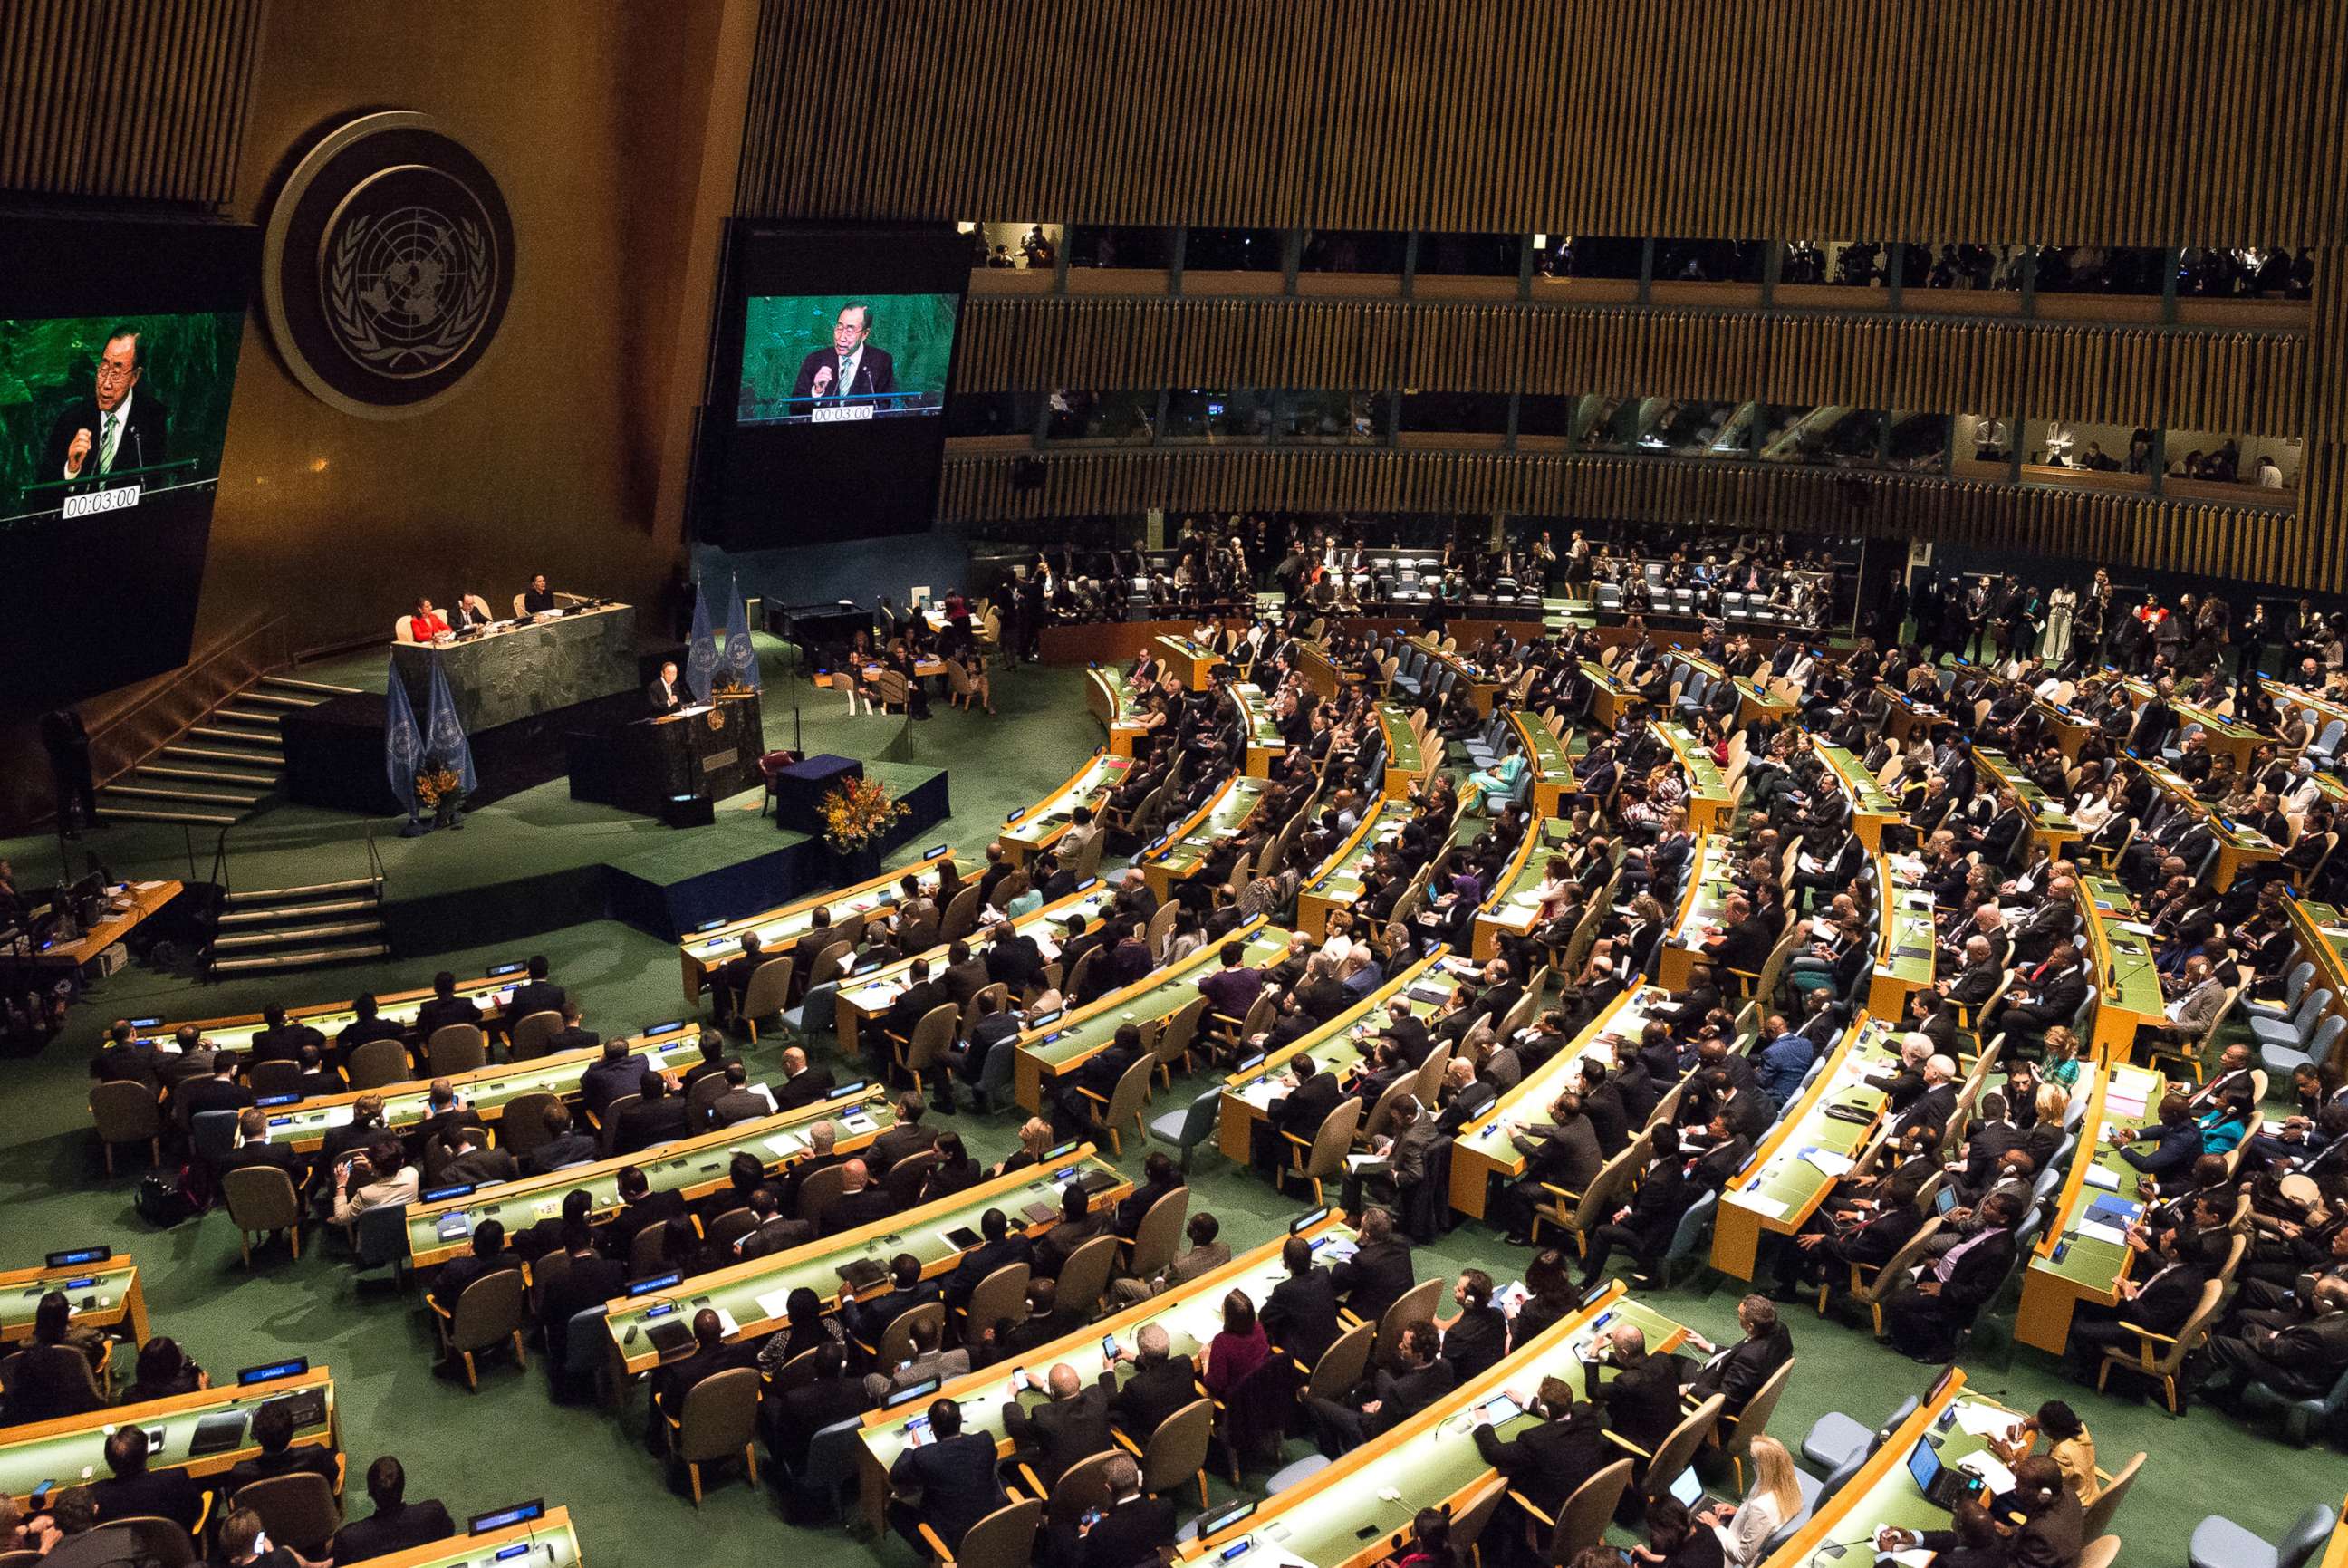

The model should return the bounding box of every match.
[2135,756,2283,854]
[1455,986,1662,1162]
[1477,819,1575,946]
[2116,678,2263,745]
[1303,801,1416,908]
[1668,832,1738,953]
[2032,1062,2163,1294]
[859,1217,1355,1473]
[1975,748,2078,837]
[1380,705,1425,776]
[1726,1016,1900,1222]
[1191,1290,1689,1568]
[1004,753,1132,849]
[0,1259,137,1335]
[1510,712,1574,787]
[1020,923,1288,1076]
[603,1151,1128,1369]
[1150,777,1272,879]
[1875,859,1937,986]
[257,1028,706,1151]
[838,882,1120,1021]
[403,1088,892,1265]
[367,1510,582,1568]
[2290,899,2348,994]
[1223,951,1465,1114]
[2078,874,2165,1020]
[678,855,944,969]
[0,1369,334,1504]
[140,968,524,1050]
[1818,744,1899,815]
[1092,666,1146,719]
[1653,722,1731,804]
[1587,664,1631,697]
[1770,1379,2024,1566]
[1236,683,1288,755]
[1158,635,1219,663]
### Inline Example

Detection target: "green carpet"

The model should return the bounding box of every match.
[5,651,2341,1565]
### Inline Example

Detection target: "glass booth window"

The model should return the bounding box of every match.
[1534,236,1643,279]
[2166,430,2298,492]
[1516,394,1579,439]
[1901,244,2026,291]
[2178,247,2315,300]
[1652,240,1765,284]
[1578,396,1640,452]
[1417,233,1524,277]
[1065,226,1178,269]
[1398,391,1511,434]
[1758,407,1880,467]
[2034,246,2167,294]
[1163,389,1270,441]
[1784,241,1891,288]
[944,391,1042,438]
[1886,412,1951,472]
[962,221,1061,270]
[1278,391,1386,443]
[1649,400,1754,457]
[1044,390,1157,444]
[1184,227,1284,272]
[1298,231,1410,274]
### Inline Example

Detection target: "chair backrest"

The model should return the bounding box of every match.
[595,1094,640,1156]
[2151,1280,2228,1374]
[249,1059,304,1097]
[1718,1356,1795,1463]
[345,1036,410,1090]
[955,1496,1045,1568]
[2074,1537,2121,1568]
[687,1070,731,1127]
[794,1162,850,1226]
[222,1164,301,1231]
[806,940,855,994]
[450,1265,526,1352]
[678,1365,762,1465]
[91,1517,197,1568]
[1304,1320,1375,1400]
[1140,1397,1215,1496]
[1362,1072,1419,1143]
[1548,1457,1635,1563]
[1411,1041,1454,1108]
[741,956,795,1020]
[1448,1476,1508,1564]
[1645,1394,1726,1494]
[1158,995,1210,1068]
[965,1262,1032,1332]
[1104,1052,1156,1133]
[1857,1216,1944,1300]
[507,1009,565,1060]
[941,885,984,945]
[1373,1276,1444,1367]
[230,1472,342,1554]
[89,1080,162,1143]
[1302,1096,1364,1180]
[1126,1186,1190,1279]
[1054,1232,1122,1318]
[878,1301,947,1367]
[426,1023,486,1073]
[2079,1450,2143,1540]
[907,1002,963,1070]
[2278,1505,2342,1568]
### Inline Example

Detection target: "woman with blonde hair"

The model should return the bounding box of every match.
[1701,1434,1803,1565]
[991,1117,1054,1178]
[2040,1026,2083,1091]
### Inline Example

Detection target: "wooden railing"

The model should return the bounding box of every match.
[84,612,291,790]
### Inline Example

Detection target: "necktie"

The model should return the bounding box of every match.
[835,357,851,396]
[100,411,118,473]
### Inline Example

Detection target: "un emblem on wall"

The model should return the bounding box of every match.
[262,111,515,419]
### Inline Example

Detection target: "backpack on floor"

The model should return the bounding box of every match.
[134,1163,205,1227]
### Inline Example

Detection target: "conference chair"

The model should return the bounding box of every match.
[222,1165,304,1266]
[1447,1476,1508,1568]
[1529,1135,1649,1255]
[1054,1233,1122,1321]
[507,1009,564,1061]
[1120,1185,1189,1281]
[1071,1053,1156,1156]
[249,1060,305,1098]
[229,1474,342,1556]
[425,1023,487,1073]
[430,1266,528,1390]
[499,1090,560,1162]
[1827,1214,1943,1335]
[1021,1450,1121,1535]
[2237,1356,2348,1446]
[889,1002,962,1102]
[594,1094,639,1158]
[1521,1457,1632,1564]
[2080,1451,2144,1541]
[872,1302,946,1370]
[955,1262,1030,1343]
[344,1036,410,1091]
[794,1162,849,1229]
[1277,1095,1362,1207]
[667,1365,761,1505]
[1798,1394,1918,1475]
[2188,1504,2336,1568]
[917,1496,1043,1568]
[89,1080,164,1174]
[1147,1085,1223,1174]
[1125,1397,1213,1509]
[0,1345,101,1412]
[2076,1539,2122,1568]
[1711,1356,1795,1493]
[1151,995,1209,1086]
[1298,1320,1375,1406]
[90,1517,198,1568]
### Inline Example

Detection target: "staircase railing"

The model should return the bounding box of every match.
[201,824,234,980]
[85,611,292,791]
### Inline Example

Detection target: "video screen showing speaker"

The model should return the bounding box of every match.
[0,213,258,718]
[697,224,969,549]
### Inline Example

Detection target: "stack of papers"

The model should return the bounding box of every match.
[1802,1149,1856,1178]
[2083,1165,2121,1191]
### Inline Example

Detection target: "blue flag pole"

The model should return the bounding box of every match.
[723,572,762,692]
[383,655,423,827]
[686,576,718,704]
[423,660,478,797]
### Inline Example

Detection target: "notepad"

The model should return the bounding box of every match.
[1740,1194,1792,1219]
[2083,1165,2121,1191]
[2076,1220,2130,1246]
[762,1131,804,1159]
[755,1288,794,1323]
[1802,1149,1856,1178]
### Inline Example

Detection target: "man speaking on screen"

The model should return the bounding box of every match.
[788,301,895,411]
[43,327,169,484]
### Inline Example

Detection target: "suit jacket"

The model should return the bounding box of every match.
[707,1087,773,1129]
[1003,1382,1113,1484]
[1261,1267,1342,1365]
[647,676,684,712]
[1516,1115,1603,1196]
[438,1146,520,1187]
[1893,1083,1958,1139]
[772,1064,837,1111]
[1473,1403,1610,1516]
[823,1184,900,1237]
[1590,1348,1686,1457]
[506,980,566,1024]
[890,1430,1007,1551]
[580,1056,643,1118]
[1106,1353,1199,1439]
[329,1499,456,1565]
[1331,1237,1414,1325]
[1270,1072,1345,1141]
[42,390,168,482]
[90,1467,206,1531]
[601,1189,688,1261]
[615,1095,693,1153]
[415,996,482,1039]
[1939,1227,2020,1321]
[788,344,898,407]
[1075,1494,1178,1568]
[944,1233,1034,1307]
[526,1132,599,1174]
[1687,1322,1793,1417]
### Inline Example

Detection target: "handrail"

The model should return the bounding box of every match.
[365,822,386,898]
[202,824,233,980]
[84,611,291,789]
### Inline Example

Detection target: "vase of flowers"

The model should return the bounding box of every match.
[817,775,907,881]
[410,760,466,835]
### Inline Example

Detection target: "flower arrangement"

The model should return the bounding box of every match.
[818,775,908,852]
[414,766,463,811]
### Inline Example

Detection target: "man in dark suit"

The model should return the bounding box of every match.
[1330,1205,1415,1326]
[1003,1360,1114,1486]
[334,994,408,1071]
[428,1218,518,1313]
[787,301,898,412]
[2066,1226,2218,1373]
[1112,1150,1184,1238]
[731,1187,813,1261]
[221,1108,305,1184]
[869,1094,940,1175]
[1496,1091,1604,1245]
[1886,1192,2023,1360]
[327,1456,456,1564]
[887,1398,1009,1557]
[438,1124,520,1188]
[89,1427,204,1531]
[614,1072,692,1153]
[1103,1322,1198,1440]
[1582,1320,1685,1466]
[1064,1454,1176,1568]
[601,1166,688,1262]
[705,1063,774,1130]
[679,1030,740,1097]
[524,1101,598,1174]
[647,661,686,713]
[1891,1054,1960,1142]
[1261,1234,1342,1367]
[1682,1294,1795,1418]
[1472,1375,1611,1523]
[411,1078,486,1156]
[1032,1182,1110,1280]
[505,956,565,1032]
[1255,1053,1345,1171]
[770,1046,837,1111]
[2112,1092,2206,1194]
[822,1158,900,1236]
[1304,1319,1456,1454]
[536,1219,627,1391]
[543,1001,598,1059]
[1577,1127,1690,1288]
[879,957,953,1073]
[224,1398,339,1493]
[414,972,483,1044]
[250,1004,325,1067]
[943,1206,1034,1312]
[652,1309,739,1421]
[41,326,168,486]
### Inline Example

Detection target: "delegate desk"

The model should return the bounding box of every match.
[2263,677,2348,738]
[602,1149,1129,1379]
[1012,920,1289,1112]
[1296,641,1362,703]
[401,1087,891,1269]
[1087,665,1153,757]
[1510,711,1575,816]
[0,1254,149,1348]
[2132,755,2282,890]
[0,1367,337,1508]
[1682,653,1795,729]
[1377,705,1431,800]
[221,1023,707,1157]
[1183,1284,1688,1568]
[1217,951,1458,1163]
[2077,872,2165,1062]
[1651,722,1737,833]
[1973,747,2083,861]
[1002,752,1133,866]
[2033,695,2097,762]
[675,848,953,1008]
[1711,1015,1895,1279]
[1409,637,1504,716]
[142,962,528,1054]
[853,1211,1353,1530]
[2012,1062,2164,1355]
[392,601,637,733]
[1234,682,1289,778]
[1872,681,1947,744]
[835,880,1118,1051]
[1151,634,1222,690]
[1448,987,1660,1219]
[1140,775,1271,904]
[1471,817,1572,963]
[1585,662,1641,727]
[2115,675,2261,770]
[1765,1369,2016,1568]
[1814,743,1901,851]
[1657,832,1737,992]
[33,880,184,976]
[365,1506,581,1568]
[1867,854,1938,1019]
[1296,801,1413,943]
[2285,898,2348,1073]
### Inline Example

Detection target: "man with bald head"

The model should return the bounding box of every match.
[1001,1361,1111,1486]
[1580,1320,1685,1462]
[819,1157,899,1236]
[1891,1053,1959,1140]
